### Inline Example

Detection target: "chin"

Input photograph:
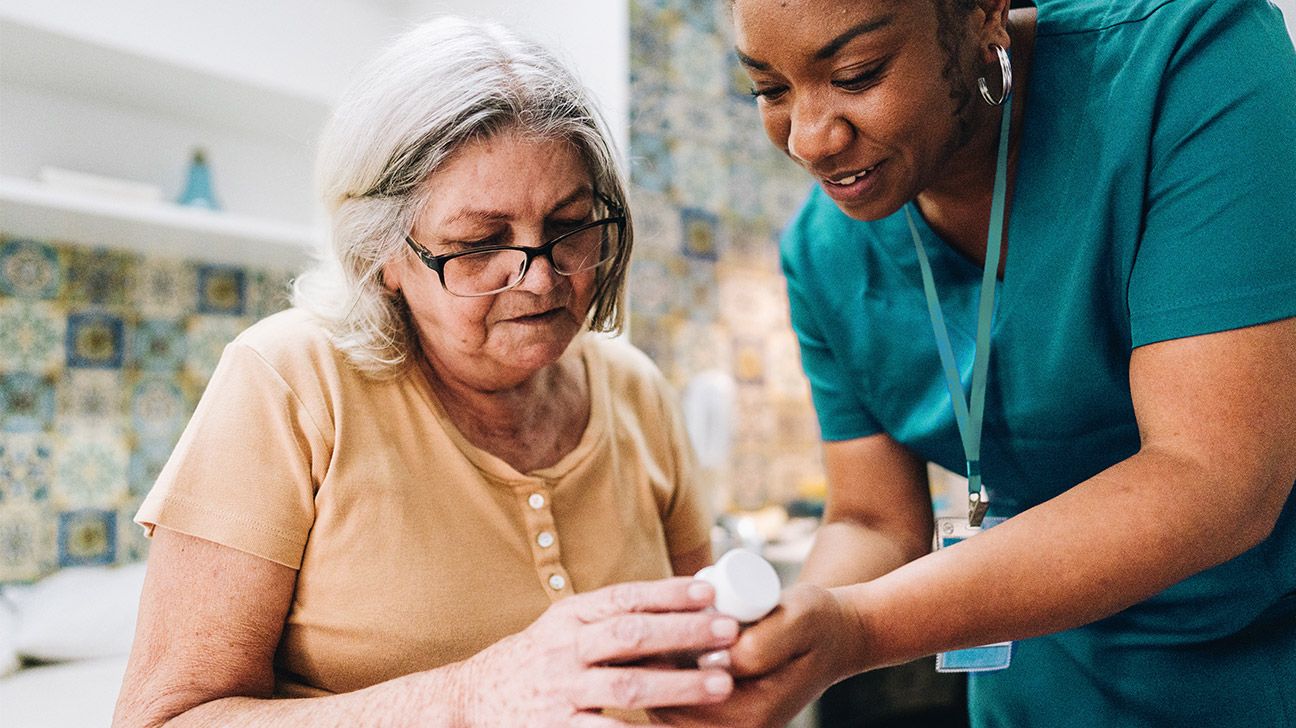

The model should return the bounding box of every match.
[833,195,908,222]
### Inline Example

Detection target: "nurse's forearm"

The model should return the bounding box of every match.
[832,446,1290,673]
[796,519,928,588]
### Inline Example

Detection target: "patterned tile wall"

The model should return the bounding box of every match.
[627,0,826,512]
[0,237,292,583]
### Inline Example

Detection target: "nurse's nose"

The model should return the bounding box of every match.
[787,95,852,169]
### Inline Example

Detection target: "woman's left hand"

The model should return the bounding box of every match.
[655,583,863,728]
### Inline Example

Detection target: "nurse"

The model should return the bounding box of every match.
[660,0,1296,726]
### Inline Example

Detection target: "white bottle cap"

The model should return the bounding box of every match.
[695,548,781,623]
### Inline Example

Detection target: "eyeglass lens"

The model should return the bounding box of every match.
[442,220,618,296]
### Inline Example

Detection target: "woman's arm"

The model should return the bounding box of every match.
[113,529,472,727]
[115,529,741,728]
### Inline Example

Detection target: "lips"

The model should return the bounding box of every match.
[816,161,885,205]
[508,307,562,322]
[821,163,880,187]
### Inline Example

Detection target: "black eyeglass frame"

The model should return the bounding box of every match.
[403,195,627,298]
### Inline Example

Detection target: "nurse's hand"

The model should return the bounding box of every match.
[454,577,740,727]
[655,584,864,728]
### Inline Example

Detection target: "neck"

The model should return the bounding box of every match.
[916,8,1036,272]
[422,351,581,440]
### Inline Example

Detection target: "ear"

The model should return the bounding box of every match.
[380,257,403,295]
[974,0,1013,58]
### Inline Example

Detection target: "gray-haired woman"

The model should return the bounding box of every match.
[114,17,736,726]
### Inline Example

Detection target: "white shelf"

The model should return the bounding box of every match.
[0,175,321,271]
[0,18,330,143]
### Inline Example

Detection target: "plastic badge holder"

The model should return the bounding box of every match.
[695,548,782,623]
[933,516,1012,672]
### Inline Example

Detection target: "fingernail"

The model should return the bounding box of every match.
[705,672,733,695]
[688,580,713,602]
[698,649,732,670]
[711,618,738,640]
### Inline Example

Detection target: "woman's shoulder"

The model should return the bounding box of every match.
[227,308,351,383]
[582,333,673,405]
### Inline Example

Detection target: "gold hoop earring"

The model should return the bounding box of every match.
[978,44,1012,106]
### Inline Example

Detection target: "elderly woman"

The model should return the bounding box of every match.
[661,0,1296,726]
[114,17,738,727]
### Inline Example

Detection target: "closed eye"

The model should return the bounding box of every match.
[833,60,889,92]
[750,84,789,102]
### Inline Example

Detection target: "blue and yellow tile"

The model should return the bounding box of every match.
[57,508,116,567]
[196,265,246,315]
[51,431,129,508]
[0,299,65,373]
[0,501,57,582]
[131,319,188,372]
[0,372,55,433]
[66,310,125,369]
[64,247,133,305]
[0,239,61,300]
[0,433,53,502]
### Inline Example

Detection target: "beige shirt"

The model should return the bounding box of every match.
[136,309,710,697]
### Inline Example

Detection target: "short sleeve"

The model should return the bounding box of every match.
[781,201,883,441]
[134,342,326,568]
[1129,0,1296,346]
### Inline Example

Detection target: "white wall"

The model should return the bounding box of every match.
[0,1,630,227]
[404,0,631,166]
[1276,0,1296,41]
[0,0,401,103]
[0,0,630,163]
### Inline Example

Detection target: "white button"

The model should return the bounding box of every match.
[537,531,555,548]
[528,493,546,510]
[548,574,566,590]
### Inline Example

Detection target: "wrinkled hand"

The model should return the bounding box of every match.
[655,584,861,728]
[456,577,741,727]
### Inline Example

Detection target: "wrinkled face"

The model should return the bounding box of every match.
[384,131,599,390]
[732,0,989,220]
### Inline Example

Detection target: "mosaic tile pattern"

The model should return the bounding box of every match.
[629,0,825,509]
[0,237,292,583]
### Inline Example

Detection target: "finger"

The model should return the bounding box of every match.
[568,578,717,623]
[572,667,734,711]
[569,713,667,728]
[578,612,739,664]
[727,605,815,678]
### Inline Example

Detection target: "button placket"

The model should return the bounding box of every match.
[516,482,569,599]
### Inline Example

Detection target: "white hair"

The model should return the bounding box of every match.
[292,16,633,377]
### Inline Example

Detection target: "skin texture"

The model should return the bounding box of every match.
[113,129,731,727]
[657,1,1296,726]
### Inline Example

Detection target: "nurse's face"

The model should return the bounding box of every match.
[732,0,999,221]
[383,130,600,391]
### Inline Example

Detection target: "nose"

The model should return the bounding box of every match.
[514,251,562,294]
[786,93,852,169]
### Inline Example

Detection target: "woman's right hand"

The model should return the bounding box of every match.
[450,576,740,727]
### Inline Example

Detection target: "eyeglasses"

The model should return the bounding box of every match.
[404,200,626,298]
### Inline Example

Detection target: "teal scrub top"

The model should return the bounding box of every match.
[779,0,1296,724]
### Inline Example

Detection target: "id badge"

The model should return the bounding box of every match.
[933,516,1012,673]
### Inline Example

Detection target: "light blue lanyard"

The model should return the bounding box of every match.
[903,93,1013,528]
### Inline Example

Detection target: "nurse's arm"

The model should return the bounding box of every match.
[795,433,935,588]
[821,316,1296,672]
[727,317,1296,679]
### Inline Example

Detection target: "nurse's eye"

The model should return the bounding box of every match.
[750,84,788,102]
[833,61,889,92]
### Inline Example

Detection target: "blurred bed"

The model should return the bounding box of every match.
[0,563,143,728]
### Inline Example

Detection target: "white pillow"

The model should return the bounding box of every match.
[8,562,147,663]
[0,593,19,676]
